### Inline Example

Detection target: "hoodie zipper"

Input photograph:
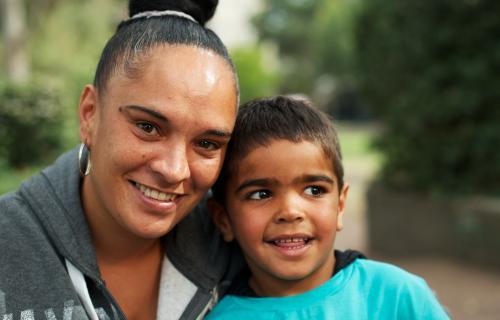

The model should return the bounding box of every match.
[95,279,127,320]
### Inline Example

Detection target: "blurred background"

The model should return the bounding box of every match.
[1,0,499,318]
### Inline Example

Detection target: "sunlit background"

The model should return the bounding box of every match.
[1,0,499,318]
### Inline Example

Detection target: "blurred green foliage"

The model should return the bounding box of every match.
[0,0,122,191]
[230,46,280,104]
[0,81,63,167]
[252,0,365,119]
[252,0,320,95]
[1,0,122,149]
[29,0,123,149]
[356,0,500,195]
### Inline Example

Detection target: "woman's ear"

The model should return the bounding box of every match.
[79,84,99,146]
[207,198,234,242]
[336,183,349,232]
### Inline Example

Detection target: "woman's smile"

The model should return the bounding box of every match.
[131,180,181,202]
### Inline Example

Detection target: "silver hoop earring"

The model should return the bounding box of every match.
[78,143,92,177]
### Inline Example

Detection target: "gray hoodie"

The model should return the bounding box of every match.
[0,147,242,320]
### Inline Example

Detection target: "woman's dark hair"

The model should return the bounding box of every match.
[212,95,345,204]
[93,0,237,94]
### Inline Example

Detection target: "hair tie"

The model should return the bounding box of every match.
[129,10,198,23]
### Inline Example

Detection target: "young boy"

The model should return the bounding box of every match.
[206,96,449,319]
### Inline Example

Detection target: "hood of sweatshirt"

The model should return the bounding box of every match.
[18,147,101,280]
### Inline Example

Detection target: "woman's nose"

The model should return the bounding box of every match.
[149,143,191,184]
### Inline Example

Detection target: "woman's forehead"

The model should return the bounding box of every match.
[98,45,237,127]
[104,45,235,96]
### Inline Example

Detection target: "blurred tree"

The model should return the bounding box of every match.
[356,0,500,195]
[28,0,123,148]
[252,0,320,94]
[231,45,280,104]
[313,0,368,120]
[0,81,63,167]
[1,0,70,82]
[2,0,29,83]
[252,0,367,119]
[0,0,123,168]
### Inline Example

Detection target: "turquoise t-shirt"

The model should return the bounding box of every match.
[205,259,449,319]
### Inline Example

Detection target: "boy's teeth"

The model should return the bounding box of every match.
[135,182,177,201]
[274,237,308,244]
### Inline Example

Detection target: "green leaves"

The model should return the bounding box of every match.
[0,81,64,168]
[356,0,500,195]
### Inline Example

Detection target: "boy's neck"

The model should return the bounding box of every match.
[248,254,336,297]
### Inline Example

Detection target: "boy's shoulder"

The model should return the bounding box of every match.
[353,258,422,278]
[349,258,429,291]
[348,258,449,317]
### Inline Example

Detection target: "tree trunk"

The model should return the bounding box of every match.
[2,0,29,83]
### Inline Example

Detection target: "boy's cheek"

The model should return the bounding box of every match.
[335,183,350,232]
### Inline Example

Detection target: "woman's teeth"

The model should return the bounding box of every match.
[134,182,177,201]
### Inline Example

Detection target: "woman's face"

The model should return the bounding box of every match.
[79,45,238,241]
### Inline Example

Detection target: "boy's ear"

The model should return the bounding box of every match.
[336,183,349,232]
[79,84,99,146]
[207,198,235,242]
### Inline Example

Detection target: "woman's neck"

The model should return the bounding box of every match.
[97,235,164,320]
[81,177,162,261]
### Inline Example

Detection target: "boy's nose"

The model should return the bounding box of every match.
[273,194,306,224]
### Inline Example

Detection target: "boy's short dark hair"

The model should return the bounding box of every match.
[212,95,344,204]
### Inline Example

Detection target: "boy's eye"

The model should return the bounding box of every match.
[197,140,220,150]
[304,186,325,196]
[248,190,271,200]
[136,121,158,135]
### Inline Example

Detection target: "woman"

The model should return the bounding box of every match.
[0,0,241,319]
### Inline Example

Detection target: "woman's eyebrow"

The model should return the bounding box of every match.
[120,105,167,122]
[204,129,232,138]
[120,105,232,137]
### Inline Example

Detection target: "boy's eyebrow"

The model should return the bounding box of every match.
[119,105,232,137]
[235,178,276,193]
[295,174,335,185]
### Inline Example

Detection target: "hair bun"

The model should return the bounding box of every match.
[129,0,219,26]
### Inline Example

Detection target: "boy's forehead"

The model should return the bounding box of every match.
[228,139,338,184]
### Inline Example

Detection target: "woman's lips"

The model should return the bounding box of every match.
[130,180,183,214]
[132,181,179,201]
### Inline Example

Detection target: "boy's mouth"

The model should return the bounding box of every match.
[266,236,313,249]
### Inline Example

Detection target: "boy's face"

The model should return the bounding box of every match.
[211,139,349,296]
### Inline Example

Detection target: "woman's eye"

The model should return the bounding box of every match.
[304,186,325,196]
[136,121,157,134]
[248,190,271,200]
[197,140,219,150]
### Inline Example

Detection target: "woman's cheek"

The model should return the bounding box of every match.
[193,157,223,189]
